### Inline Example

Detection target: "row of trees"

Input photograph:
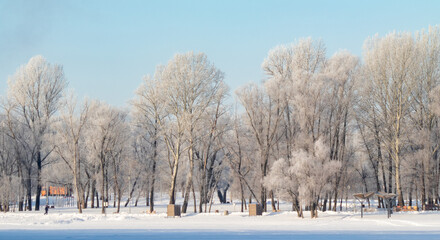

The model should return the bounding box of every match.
[1,26,440,218]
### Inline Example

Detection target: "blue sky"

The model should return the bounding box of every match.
[1,0,439,107]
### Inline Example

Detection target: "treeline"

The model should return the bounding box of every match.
[1,26,440,218]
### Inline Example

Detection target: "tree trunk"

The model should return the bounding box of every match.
[168,151,180,204]
[381,159,387,193]
[149,135,158,212]
[395,160,405,206]
[134,188,142,207]
[19,196,24,211]
[192,183,197,213]
[260,150,269,212]
[91,180,96,208]
[125,179,138,208]
[240,179,245,212]
[322,194,328,212]
[84,181,90,209]
[25,171,32,211]
[100,160,105,214]
[332,183,338,211]
[94,189,99,208]
[421,161,427,208]
[270,190,276,211]
[374,119,385,208]
[73,157,83,213]
[395,139,404,206]
[199,185,204,213]
[181,177,192,213]
[182,136,195,213]
[217,190,225,203]
[35,151,42,211]
[105,166,109,209]
[113,186,117,208]
[117,189,121,213]
[149,162,156,213]
[388,154,393,194]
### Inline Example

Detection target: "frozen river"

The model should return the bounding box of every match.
[1,230,440,240]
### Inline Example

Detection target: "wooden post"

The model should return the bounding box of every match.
[167,204,181,217]
[249,203,262,216]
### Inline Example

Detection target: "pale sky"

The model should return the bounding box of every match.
[1,0,439,107]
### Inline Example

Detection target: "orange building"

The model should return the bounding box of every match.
[41,186,68,196]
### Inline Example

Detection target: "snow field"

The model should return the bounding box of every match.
[1,196,439,239]
[1,203,439,233]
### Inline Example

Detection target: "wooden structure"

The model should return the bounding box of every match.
[167,204,181,217]
[249,203,262,216]
[353,192,375,218]
[376,192,396,218]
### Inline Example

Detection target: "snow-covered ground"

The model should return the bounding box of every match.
[1,206,440,232]
[1,197,439,239]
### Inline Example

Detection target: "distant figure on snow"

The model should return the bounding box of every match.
[44,205,49,215]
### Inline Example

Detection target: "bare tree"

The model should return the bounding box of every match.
[154,52,226,212]
[193,93,229,212]
[0,113,19,212]
[132,75,167,212]
[363,32,419,206]
[322,51,359,211]
[409,26,440,207]
[85,100,128,214]
[7,56,67,211]
[53,93,90,213]
[236,82,285,212]
[224,106,260,212]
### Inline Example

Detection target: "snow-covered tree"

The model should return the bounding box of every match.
[224,107,260,212]
[409,26,440,208]
[140,52,227,212]
[53,92,90,213]
[85,100,128,214]
[6,55,67,211]
[236,82,285,212]
[132,74,167,212]
[363,32,419,206]
[266,138,341,218]
[161,52,226,213]
[192,94,229,212]
[0,114,19,212]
